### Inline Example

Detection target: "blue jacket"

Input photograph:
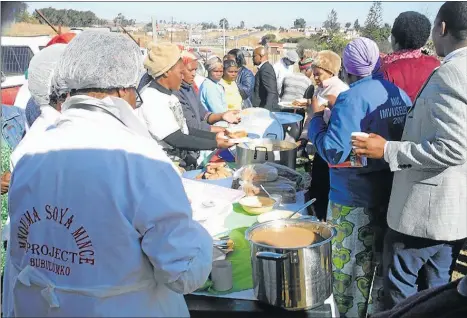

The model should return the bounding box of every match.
[308,74,412,207]
[236,66,255,102]
[2,105,26,150]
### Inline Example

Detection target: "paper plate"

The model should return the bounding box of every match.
[278,101,306,109]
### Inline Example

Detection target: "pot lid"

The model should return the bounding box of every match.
[229,108,284,140]
[272,112,304,125]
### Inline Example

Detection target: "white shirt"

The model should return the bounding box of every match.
[3,108,212,317]
[443,46,467,63]
[136,84,189,149]
[273,58,294,95]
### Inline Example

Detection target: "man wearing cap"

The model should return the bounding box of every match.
[137,43,233,170]
[273,49,300,96]
[5,31,212,317]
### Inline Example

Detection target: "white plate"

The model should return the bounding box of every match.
[278,101,306,109]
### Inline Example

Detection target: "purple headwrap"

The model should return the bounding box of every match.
[343,37,381,77]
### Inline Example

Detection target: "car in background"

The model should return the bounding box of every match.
[1,35,51,107]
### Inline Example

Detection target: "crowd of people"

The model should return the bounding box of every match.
[1,1,467,317]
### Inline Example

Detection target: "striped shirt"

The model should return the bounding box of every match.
[280,73,312,102]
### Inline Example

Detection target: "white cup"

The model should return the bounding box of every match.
[350,132,369,167]
[211,260,233,292]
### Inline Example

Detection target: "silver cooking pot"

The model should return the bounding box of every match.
[245,219,334,311]
[235,136,298,169]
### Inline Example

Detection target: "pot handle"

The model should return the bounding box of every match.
[266,133,278,140]
[253,146,269,160]
[256,251,289,261]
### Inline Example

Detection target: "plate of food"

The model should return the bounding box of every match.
[278,98,308,109]
[196,162,233,180]
[238,196,276,215]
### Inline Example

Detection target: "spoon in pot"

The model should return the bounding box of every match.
[287,198,317,219]
[260,185,273,198]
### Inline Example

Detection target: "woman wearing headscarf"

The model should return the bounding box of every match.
[308,38,412,318]
[381,11,440,102]
[220,59,243,110]
[174,52,240,133]
[226,49,255,106]
[300,51,349,220]
[199,56,228,113]
[137,44,234,171]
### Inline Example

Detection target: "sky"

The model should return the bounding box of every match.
[25,1,444,28]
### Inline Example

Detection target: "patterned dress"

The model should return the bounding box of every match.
[1,140,12,274]
[328,202,387,318]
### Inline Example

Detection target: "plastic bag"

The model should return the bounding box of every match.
[264,162,311,190]
[254,177,297,203]
[234,164,278,183]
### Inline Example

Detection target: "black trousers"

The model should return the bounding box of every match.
[309,153,330,220]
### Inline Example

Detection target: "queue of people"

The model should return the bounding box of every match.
[1,2,467,317]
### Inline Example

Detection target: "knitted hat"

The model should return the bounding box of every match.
[144,42,181,78]
[312,50,342,76]
[299,57,314,70]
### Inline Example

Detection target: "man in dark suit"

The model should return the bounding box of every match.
[252,47,279,111]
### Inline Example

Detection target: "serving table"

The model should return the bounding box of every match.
[181,177,339,317]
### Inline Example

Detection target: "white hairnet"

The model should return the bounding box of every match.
[28,44,67,107]
[55,31,143,91]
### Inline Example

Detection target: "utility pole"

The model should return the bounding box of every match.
[152,16,157,44]
[223,19,226,56]
[171,16,174,43]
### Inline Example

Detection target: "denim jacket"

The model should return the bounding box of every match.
[2,105,26,150]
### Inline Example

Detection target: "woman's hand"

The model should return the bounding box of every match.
[1,171,11,195]
[325,95,337,109]
[222,110,241,124]
[210,126,226,133]
[215,131,235,149]
[310,96,326,114]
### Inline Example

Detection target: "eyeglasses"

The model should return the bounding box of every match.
[135,88,143,108]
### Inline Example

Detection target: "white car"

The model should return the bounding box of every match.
[1,35,51,106]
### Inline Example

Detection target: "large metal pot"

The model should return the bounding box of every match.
[235,137,298,169]
[245,219,334,311]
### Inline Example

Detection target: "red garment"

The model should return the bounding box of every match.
[192,82,199,94]
[381,50,440,102]
[46,33,76,47]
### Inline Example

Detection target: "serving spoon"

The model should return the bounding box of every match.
[287,198,317,219]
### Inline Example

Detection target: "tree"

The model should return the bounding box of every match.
[345,22,351,29]
[219,18,229,29]
[294,18,306,29]
[32,7,102,27]
[239,20,245,29]
[354,19,361,31]
[381,22,392,40]
[263,33,276,42]
[323,9,340,34]
[362,1,384,41]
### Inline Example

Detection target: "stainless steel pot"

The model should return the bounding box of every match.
[245,219,334,311]
[235,137,298,169]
